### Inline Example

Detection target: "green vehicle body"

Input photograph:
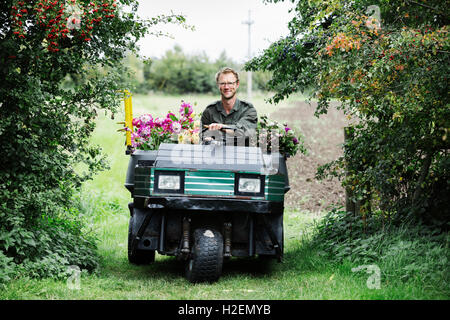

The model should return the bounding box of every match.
[125,143,289,282]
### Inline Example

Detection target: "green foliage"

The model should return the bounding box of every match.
[311,208,449,291]
[14,203,100,280]
[144,45,217,94]
[0,251,15,284]
[0,0,185,281]
[256,114,307,156]
[247,0,450,224]
[125,46,272,94]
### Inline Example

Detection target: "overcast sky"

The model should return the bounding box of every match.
[136,0,295,63]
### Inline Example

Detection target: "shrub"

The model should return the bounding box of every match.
[311,208,449,292]
[246,0,450,225]
[0,0,186,281]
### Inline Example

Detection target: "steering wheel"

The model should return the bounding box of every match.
[201,125,236,145]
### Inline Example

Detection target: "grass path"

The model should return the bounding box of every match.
[1,208,440,300]
[1,94,445,300]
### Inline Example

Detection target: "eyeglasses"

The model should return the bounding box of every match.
[218,81,237,87]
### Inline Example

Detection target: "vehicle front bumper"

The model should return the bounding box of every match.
[134,195,284,215]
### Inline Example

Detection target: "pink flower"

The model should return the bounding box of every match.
[180,117,190,129]
[128,102,197,150]
[131,132,142,148]
[166,112,177,120]
[138,114,153,126]
[132,118,141,128]
[180,102,193,117]
[139,125,151,137]
[162,117,173,131]
[153,117,163,127]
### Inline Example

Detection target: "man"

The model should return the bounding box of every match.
[201,67,257,144]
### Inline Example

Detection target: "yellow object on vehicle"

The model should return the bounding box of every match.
[123,90,133,147]
[116,90,133,153]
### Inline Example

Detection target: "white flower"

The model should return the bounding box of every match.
[171,122,182,134]
[139,114,152,125]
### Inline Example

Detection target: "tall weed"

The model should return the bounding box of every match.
[310,208,449,295]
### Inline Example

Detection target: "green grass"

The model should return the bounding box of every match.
[1,93,447,300]
[2,206,443,299]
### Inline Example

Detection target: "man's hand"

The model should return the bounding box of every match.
[207,123,234,135]
[208,123,223,131]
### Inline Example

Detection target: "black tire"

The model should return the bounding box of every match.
[185,228,224,283]
[128,215,155,265]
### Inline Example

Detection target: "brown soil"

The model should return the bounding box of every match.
[270,101,350,213]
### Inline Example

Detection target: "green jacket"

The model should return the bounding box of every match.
[200,99,257,139]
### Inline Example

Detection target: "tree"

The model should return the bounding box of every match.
[144,45,217,94]
[0,0,186,280]
[246,0,449,225]
[143,46,272,94]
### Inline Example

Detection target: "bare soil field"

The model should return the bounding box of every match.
[271,101,350,213]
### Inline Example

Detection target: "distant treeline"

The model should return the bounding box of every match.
[63,45,272,95]
[140,45,271,94]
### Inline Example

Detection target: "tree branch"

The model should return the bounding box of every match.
[407,0,447,16]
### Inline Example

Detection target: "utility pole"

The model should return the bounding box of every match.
[242,10,254,102]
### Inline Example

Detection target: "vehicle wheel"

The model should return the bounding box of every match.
[185,228,223,283]
[128,216,155,265]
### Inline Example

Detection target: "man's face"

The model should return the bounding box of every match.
[217,72,239,100]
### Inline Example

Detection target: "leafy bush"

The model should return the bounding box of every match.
[311,208,449,291]
[142,45,273,94]
[0,193,99,283]
[0,251,15,285]
[247,0,449,225]
[0,0,186,281]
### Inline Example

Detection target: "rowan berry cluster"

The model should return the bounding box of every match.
[10,0,117,52]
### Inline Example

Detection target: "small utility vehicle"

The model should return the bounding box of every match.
[121,93,289,283]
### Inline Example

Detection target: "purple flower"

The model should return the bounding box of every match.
[292,137,299,145]
[180,102,193,117]
[131,132,142,148]
[285,127,291,133]
[129,102,197,151]
[162,117,173,131]
[132,118,141,128]
[139,125,152,137]
[153,117,163,128]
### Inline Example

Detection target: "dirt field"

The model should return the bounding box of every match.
[271,101,349,213]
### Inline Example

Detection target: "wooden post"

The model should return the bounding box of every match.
[344,126,356,215]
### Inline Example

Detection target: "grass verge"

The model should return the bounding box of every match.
[1,192,447,299]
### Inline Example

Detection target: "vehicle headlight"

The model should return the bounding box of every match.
[154,171,184,194]
[238,178,261,193]
[158,175,181,190]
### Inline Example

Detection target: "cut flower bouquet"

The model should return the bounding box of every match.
[127,101,200,150]
[255,114,307,157]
